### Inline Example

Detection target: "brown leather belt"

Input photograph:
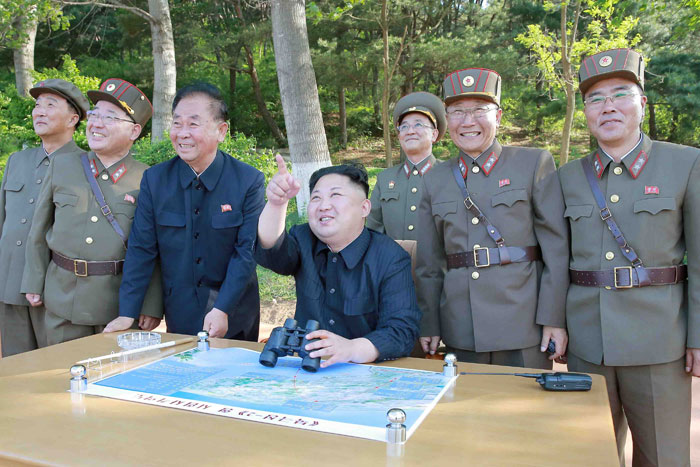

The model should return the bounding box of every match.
[446,246,541,269]
[51,250,124,277]
[570,265,687,289]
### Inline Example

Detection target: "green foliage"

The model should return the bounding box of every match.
[0,0,69,49]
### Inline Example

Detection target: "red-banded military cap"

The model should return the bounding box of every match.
[393,91,447,141]
[443,68,501,106]
[87,78,153,128]
[579,48,644,96]
[29,79,90,121]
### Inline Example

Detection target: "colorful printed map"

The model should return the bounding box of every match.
[83,347,456,441]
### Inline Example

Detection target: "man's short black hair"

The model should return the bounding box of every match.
[172,82,228,122]
[309,163,369,198]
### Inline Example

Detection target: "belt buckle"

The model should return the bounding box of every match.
[473,246,490,268]
[613,266,633,289]
[74,259,88,277]
[464,197,475,210]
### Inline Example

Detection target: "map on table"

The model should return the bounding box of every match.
[83,347,456,442]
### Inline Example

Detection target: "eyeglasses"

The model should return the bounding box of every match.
[446,105,498,120]
[86,110,134,125]
[397,122,434,133]
[584,90,639,107]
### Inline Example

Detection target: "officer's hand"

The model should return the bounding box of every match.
[685,348,700,377]
[541,326,568,361]
[203,307,228,338]
[103,316,135,333]
[266,154,300,205]
[139,315,161,331]
[25,293,43,307]
[305,330,379,368]
[420,336,440,355]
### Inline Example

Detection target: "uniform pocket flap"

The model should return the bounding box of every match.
[54,191,78,207]
[3,181,24,192]
[492,188,528,207]
[564,204,594,220]
[380,191,399,201]
[158,211,186,227]
[212,211,243,229]
[634,197,676,215]
[432,201,457,217]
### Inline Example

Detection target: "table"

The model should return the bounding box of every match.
[0,333,619,466]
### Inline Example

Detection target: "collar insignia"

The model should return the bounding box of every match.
[403,162,410,179]
[629,150,648,179]
[593,153,604,178]
[458,156,468,179]
[111,163,127,184]
[481,151,499,175]
[89,159,99,178]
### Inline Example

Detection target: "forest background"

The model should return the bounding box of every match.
[1,0,699,304]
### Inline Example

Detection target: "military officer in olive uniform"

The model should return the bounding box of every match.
[415,68,569,368]
[560,48,699,466]
[21,78,162,345]
[0,79,89,356]
[367,92,446,240]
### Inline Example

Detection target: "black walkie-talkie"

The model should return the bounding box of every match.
[460,371,593,391]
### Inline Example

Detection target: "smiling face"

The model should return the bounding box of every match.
[32,93,79,140]
[397,112,438,163]
[307,173,371,252]
[86,100,141,159]
[170,94,228,174]
[446,97,501,158]
[583,77,646,155]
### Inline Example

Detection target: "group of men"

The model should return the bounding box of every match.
[0,47,697,465]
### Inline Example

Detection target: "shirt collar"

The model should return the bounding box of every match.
[36,140,80,167]
[179,150,224,190]
[590,134,652,179]
[313,227,371,269]
[600,133,643,162]
[458,140,501,177]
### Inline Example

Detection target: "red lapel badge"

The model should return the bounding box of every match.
[221,204,232,213]
[123,193,136,204]
[499,178,510,188]
[644,186,659,195]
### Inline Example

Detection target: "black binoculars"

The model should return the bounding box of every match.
[259,318,321,372]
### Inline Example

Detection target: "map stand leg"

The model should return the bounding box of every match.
[69,364,87,393]
[197,331,210,351]
[386,408,406,444]
[442,353,458,377]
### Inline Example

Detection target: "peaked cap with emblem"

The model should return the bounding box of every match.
[579,48,644,96]
[393,91,447,141]
[442,68,501,106]
[29,78,90,121]
[87,78,153,128]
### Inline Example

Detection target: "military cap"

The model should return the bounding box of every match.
[443,68,501,106]
[579,48,644,96]
[393,91,447,141]
[29,79,90,121]
[87,78,153,128]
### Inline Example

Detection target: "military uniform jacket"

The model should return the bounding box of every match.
[21,150,162,326]
[559,134,700,366]
[0,142,82,306]
[415,140,569,352]
[367,155,437,240]
[118,151,265,338]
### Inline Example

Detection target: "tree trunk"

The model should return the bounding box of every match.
[558,1,578,166]
[147,0,176,142]
[338,86,347,149]
[270,0,331,215]
[381,0,393,168]
[12,13,38,97]
[648,102,657,140]
[371,65,381,133]
[229,66,237,131]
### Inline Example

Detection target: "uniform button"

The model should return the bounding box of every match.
[194,208,200,215]
[472,166,480,174]
[20,218,27,224]
[471,271,480,280]
[471,217,479,225]
[44,160,49,166]
[613,167,623,175]
[407,225,414,231]
[195,257,202,264]
[332,257,337,263]
[329,319,335,325]
[101,174,109,181]
[329,288,336,294]
[29,198,34,204]
[197,280,202,287]
[91,216,98,223]
[410,205,417,212]
[412,169,418,176]
[195,184,202,190]
[16,240,22,246]
[36,179,42,184]
[411,187,418,193]
[605,251,615,261]
[610,194,620,203]
[194,232,200,239]
[85,237,93,244]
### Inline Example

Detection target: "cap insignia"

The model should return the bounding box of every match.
[463,75,475,87]
[599,55,613,67]
[106,83,116,92]
[119,100,135,115]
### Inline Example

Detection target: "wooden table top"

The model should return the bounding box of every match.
[0,333,619,466]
